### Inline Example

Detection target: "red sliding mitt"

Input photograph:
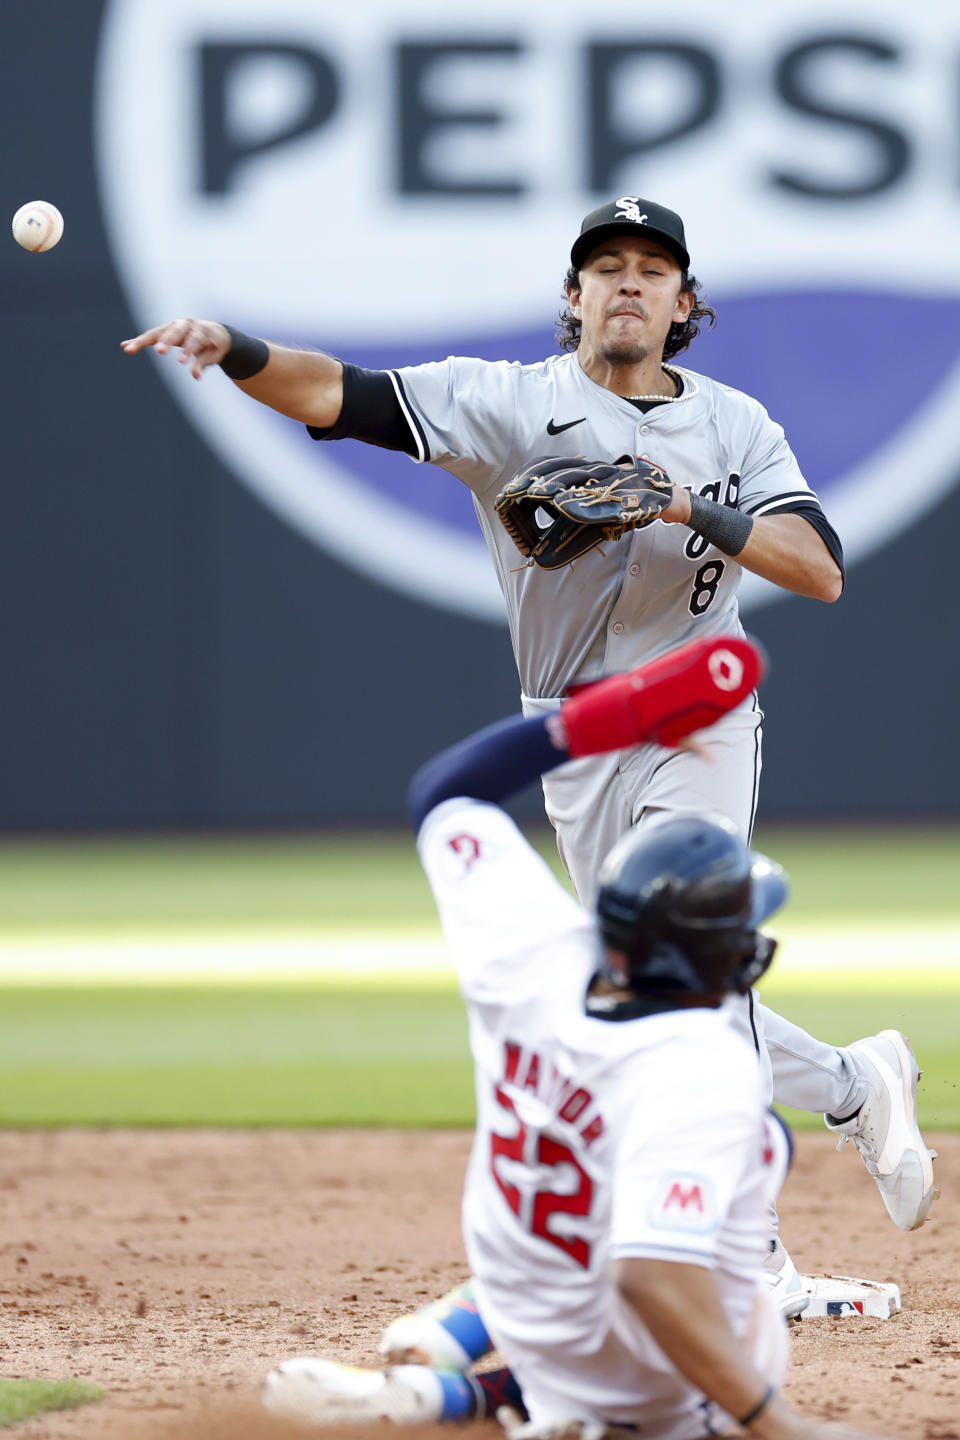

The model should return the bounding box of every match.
[560,636,765,757]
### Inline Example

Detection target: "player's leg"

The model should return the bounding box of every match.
[525,695,758,907]
[631,703,936,1230]
[749,997,935,1231]
[266,1282,519,1427]
[758,1004,865,1112]
[262,1357,525,1426]
[724,1008,807,1318]
[726,997,860,1117]
[520,724,633,906]
[626,691,762,840]
[626,703,780,1105]
[378,1280,493,1368]
[756,1112,809,1321]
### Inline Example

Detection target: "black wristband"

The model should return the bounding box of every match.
[738,1385,775,1428]
[219,325,270,380]
[687,491,754,557]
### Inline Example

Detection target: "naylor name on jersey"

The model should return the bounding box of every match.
[502,1040,606,1150]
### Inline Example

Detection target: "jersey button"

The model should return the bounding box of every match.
[629,563,640,576]
[612,622,624,634]
[640,425,650,435]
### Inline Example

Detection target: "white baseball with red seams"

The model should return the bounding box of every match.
[11,201,64,253]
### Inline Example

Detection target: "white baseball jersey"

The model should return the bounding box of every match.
[391,353,825,699]
[418,796,788,1440]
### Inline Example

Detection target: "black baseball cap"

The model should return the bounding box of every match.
[571,197,690,273]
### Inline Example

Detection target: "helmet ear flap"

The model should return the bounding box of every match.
[730,934,778,994]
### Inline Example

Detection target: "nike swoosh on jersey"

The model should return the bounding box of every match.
[546,416,587,434]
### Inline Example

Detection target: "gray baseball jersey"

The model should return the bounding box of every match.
[389,353,824,699]
[311,348,837,891]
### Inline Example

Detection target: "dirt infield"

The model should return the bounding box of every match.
[0,1130,955,1440]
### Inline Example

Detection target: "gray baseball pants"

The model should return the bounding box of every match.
[521,694,868,1119]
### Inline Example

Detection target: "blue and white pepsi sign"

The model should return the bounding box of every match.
[96,0,960,620]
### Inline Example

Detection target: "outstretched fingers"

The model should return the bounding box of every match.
[120,317,230,379]
[121,318,194,353]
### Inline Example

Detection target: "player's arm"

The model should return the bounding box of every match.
[616,1259,823,1438]
[121,319,345,429]
[408,635,763,829]
[659,489,843,602]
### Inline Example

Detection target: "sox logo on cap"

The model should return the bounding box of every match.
[614,198,649,225]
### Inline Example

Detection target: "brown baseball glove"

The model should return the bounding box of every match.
[494,456,673,569]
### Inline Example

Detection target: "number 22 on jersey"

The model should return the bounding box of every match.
[489,1084,595,1269]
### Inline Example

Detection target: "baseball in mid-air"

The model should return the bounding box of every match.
[11,200,64,253]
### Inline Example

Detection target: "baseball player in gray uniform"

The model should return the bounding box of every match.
[122,197,936,1275]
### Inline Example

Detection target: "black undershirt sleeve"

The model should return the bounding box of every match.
[305,363,418,456]
[756,500,845,581]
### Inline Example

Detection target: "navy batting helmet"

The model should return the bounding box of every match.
[595,816,787,997]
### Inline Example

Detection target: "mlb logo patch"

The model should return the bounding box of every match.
[647,1173,718,1234]
[827,1301,866,1316]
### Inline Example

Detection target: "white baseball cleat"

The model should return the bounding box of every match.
[262,1358,444,1425]
[825,1030,937,1232]
[762,1237,809,1320]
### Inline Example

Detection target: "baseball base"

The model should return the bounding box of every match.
[801,1275,902,1319]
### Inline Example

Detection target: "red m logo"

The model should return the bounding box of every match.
[663,1181,705,1213]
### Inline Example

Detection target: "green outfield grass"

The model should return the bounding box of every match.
[2,823,959,932]
[0,827,956,1129]
[0,985,472,1126]
[0,1380,103,1426]
[0,983,954,1129]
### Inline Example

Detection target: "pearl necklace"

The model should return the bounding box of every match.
[623,366,690,402]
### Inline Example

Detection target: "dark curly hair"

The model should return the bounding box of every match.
[556,264,717,360]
